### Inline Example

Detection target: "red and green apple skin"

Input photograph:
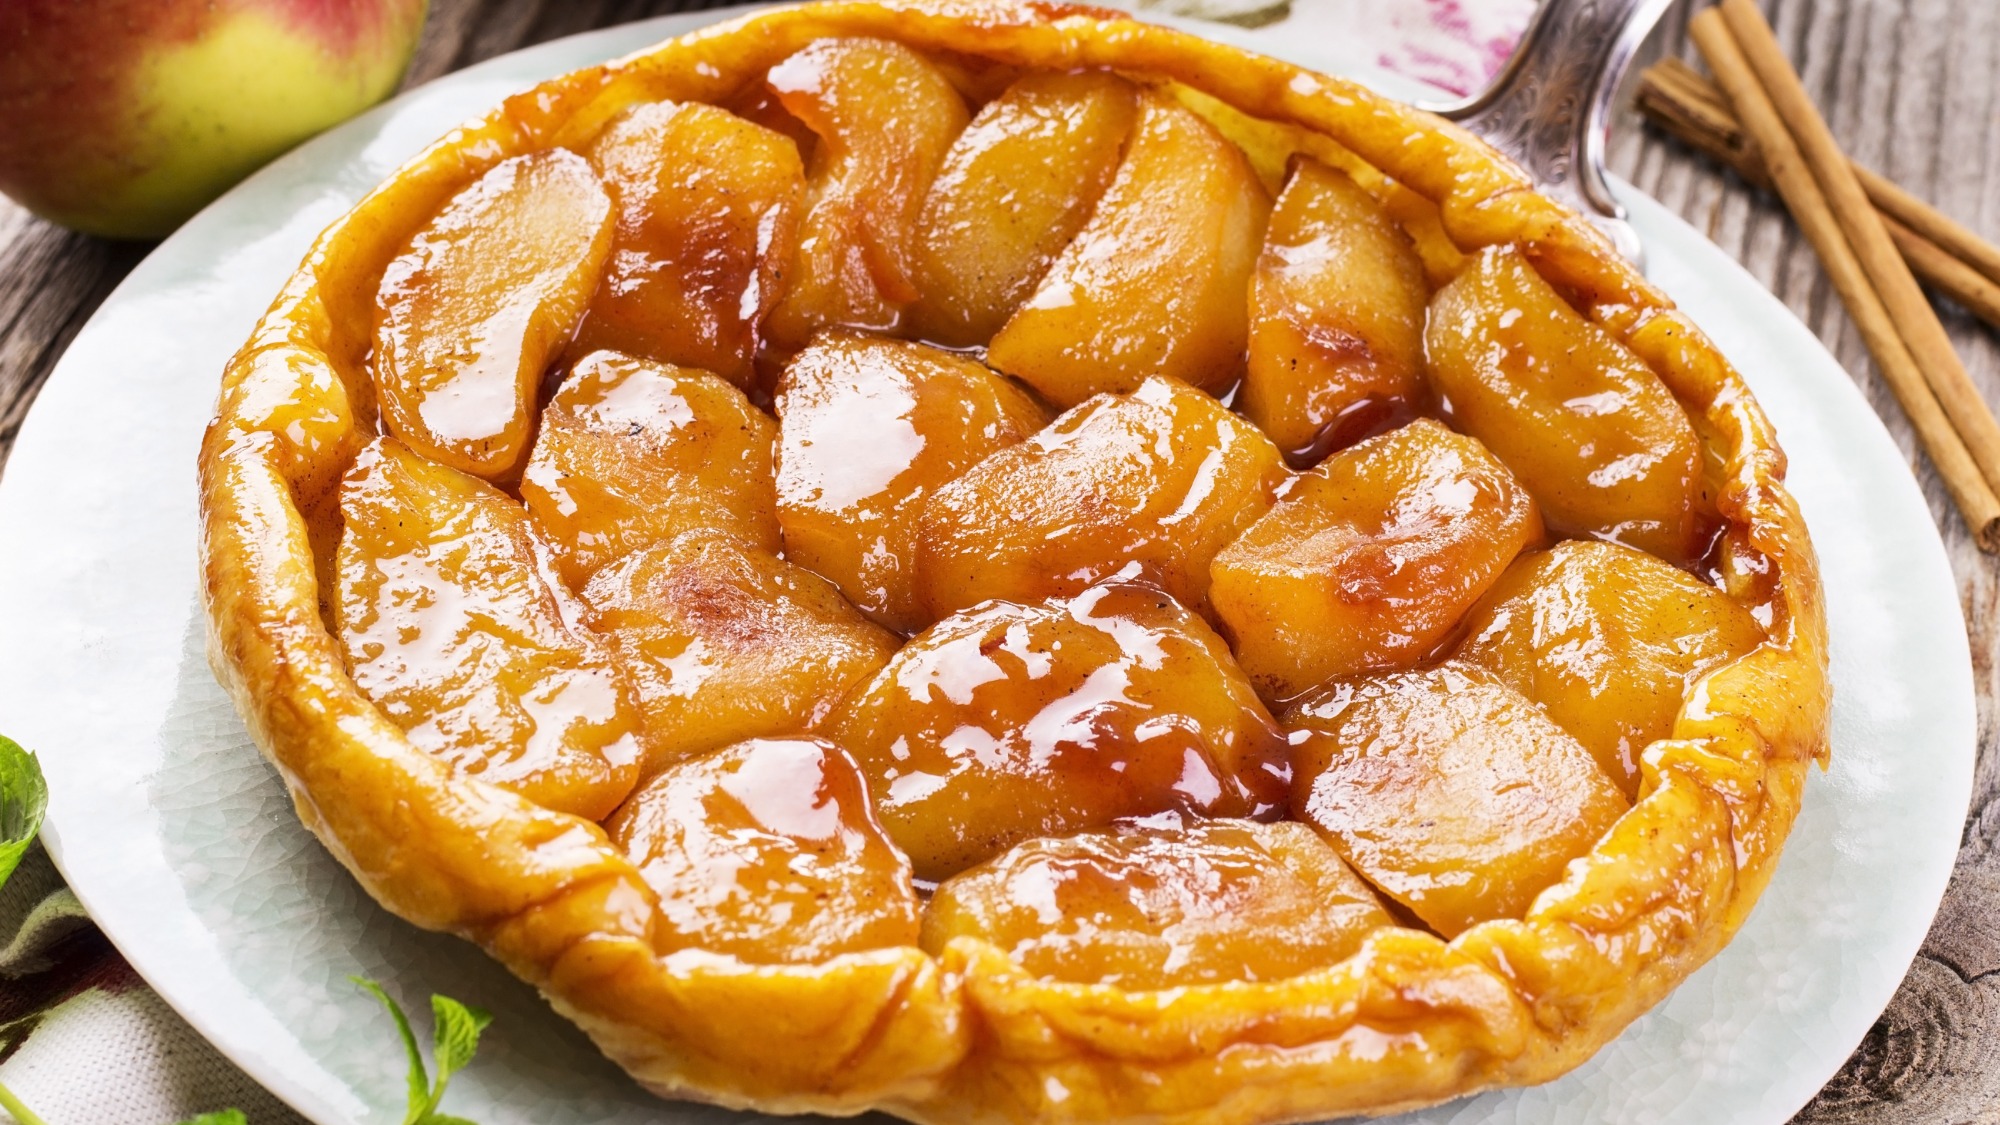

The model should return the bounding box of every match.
[0,0,429,239]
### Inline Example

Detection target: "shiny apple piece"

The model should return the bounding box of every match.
[571,101,804,388]
[762,38,970,348]
[1289,663,1628,937]
[1242,158,1429,460]
[1457,540,1766,797]
[522,350,778,591]
[986,89,1271,406]
[1211,419,1541,700]
[924,817,1392,989]
[583,531,898,771]
[907,71,1138,347]
[373,149,613,481]
[334,437,641,820]
[607,737,920,962]
[917,375,1285,621]
[774,332,1049,633]
[1425,245,1702,560]
[827,583,1289,882]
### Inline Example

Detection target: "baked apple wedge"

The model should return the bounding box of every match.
[917,375,1285,620]
[775,332,1048,633]
[827,584,1289,882]
[986,89,1271,406]
[334,437,641,820]
[522,350,778,591]
[1457,540,1766,796]
[907,71,1138,347]
[1211,418,1541,699]
[572,101,804,388]
[1289,663,1628,937]
[607,736,919,962]
[1242,157,1430,461]
[1425,246,1703,561]
[762,38,969,348]
[373,149,613,481]
[582,530,896,770]
[924,817,1393,989]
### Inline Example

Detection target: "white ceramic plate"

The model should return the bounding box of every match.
[0,9,1973,1125]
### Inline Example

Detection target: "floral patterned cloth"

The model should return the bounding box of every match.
[0,2,1534,1122]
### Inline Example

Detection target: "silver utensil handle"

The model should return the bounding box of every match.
[1423,0,1675,264]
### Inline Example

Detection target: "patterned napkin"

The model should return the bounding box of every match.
[0,2,1534,1121]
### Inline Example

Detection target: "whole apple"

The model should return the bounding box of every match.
[0,0,428,239]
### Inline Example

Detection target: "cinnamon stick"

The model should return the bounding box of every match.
[1688,8,2000,549]
[1636,57,2000,332]
[1716,0,2000,499]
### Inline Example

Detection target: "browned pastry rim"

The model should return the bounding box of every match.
[196,2,1831,1121]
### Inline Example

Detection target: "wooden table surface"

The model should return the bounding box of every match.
[0,0,1993,1120]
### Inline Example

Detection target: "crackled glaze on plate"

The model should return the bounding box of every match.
[0,9,1972,1125]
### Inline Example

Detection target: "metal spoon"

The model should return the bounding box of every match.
[1422,0,1677,267]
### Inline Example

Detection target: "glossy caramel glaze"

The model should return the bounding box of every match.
[199,5,1829,1122]
[1426,245,1703,562]
[986,88,1271,406]
[925,816,1394,989]
[1243,157,1430,461]
[333,437,641,820]
[522,350,778,591]
[1212,418,1543,700]
[607,737,920,962]
[917,375,1286,621]
[572,101,805,388]
[1458,540,1767,797]
[829,583,1289,881]
[1289,662,1629,937]
[372,149,612,481]
[583,530,897,772]
[763,37,970,348]
[908,71,1138,347]
[774,332,1048,633]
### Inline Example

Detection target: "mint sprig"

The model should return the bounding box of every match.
[0,732,490,1125]
[353,978,492,1125]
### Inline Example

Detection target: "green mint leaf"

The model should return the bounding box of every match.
[428,995,491,1084]
[177,1110,251,1125]
[352,976,430,1121]
[422,1116,481,1125]
[0,735,49,890]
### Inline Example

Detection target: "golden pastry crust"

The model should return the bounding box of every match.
[197,2,1830,1121]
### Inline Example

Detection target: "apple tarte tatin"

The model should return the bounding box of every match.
[198,2,1830,1121]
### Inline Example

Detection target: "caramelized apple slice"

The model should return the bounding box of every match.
[907,71,1139,347]
[986,89,1271,406]
[571,101,804,388]
[1289,663,1628,937]
[1211,419,1541,700]
[917,375,1285,621]
[1457,540,1765,796]
[522,351,778,591]
[583,531,897,771]
[1425,245,1702,560]
[374,150,613,480]
[607,737,920,962]
[762,38,970,348]
[1242,158,1429,460]
[775,333,1049,633]
[335,437,641,820]
[924,817,1393,989]
[827,584,1289,882]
